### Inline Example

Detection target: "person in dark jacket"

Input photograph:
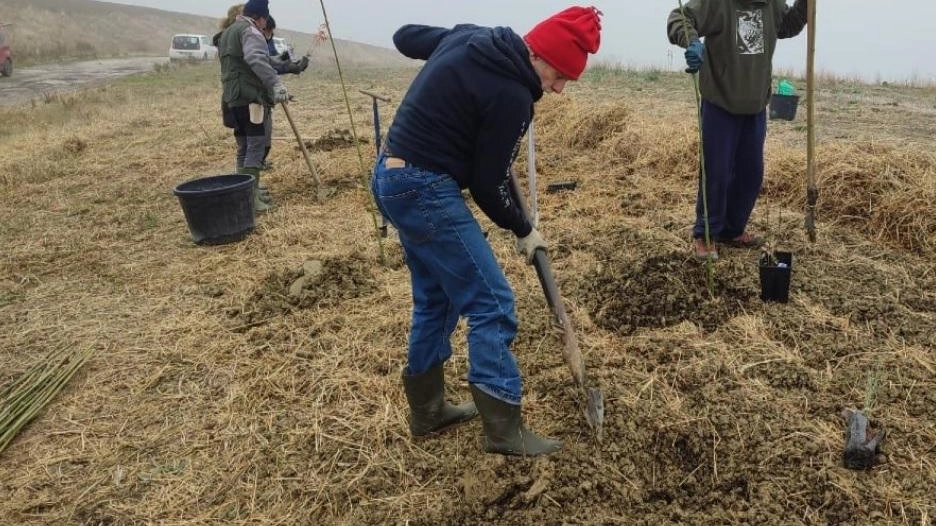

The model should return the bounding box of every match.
[668,0,808,259]
[217,0,287,213]
[372,6,602,457]
[255,16,309,203]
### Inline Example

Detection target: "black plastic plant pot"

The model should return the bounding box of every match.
[759,251,793,302]
[769,94,800,121]
[173,173,256,245]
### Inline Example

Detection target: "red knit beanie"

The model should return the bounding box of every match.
[524,6,602,81]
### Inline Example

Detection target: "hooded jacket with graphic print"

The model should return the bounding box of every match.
[385,24,544,237]
[668,0,808,115]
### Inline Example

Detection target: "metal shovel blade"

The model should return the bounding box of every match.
[532,249,605,439]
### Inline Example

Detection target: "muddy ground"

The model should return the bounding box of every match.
[0,56,168,106]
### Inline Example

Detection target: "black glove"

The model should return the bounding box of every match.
[278,50,291,61]
[287,56,309,75]
[798,0,809,16]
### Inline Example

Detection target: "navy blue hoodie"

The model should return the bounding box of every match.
[386,24,544,237]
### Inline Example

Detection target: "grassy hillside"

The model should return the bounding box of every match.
[0,0,413,67]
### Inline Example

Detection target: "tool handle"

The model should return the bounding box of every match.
[532,249,561,322]
[358,89,391,103]
[280,102,322,187]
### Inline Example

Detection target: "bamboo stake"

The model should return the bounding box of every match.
[677,0,716,297]
[318,0,386,264]
[804,0,818,242]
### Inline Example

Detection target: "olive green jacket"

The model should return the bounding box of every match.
[219,17,279,107]
[668,0,808,115]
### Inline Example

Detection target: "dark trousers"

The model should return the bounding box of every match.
[693,101,767,240]
[223,103,268,169]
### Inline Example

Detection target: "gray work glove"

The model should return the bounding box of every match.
[287,56,309,75]
[516,228,547,264]
[272,83,289,104]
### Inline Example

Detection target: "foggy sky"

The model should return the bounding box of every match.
[110,0,935,83]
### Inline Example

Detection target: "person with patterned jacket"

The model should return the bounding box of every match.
[668,0,808,259]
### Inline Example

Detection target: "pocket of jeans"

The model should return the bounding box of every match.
[379,188,435,244]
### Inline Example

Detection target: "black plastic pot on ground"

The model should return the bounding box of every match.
[769,94,800,121]
[759,251,793,302]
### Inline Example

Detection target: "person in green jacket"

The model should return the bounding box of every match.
[218,0,288,213]
[668,0,808,259]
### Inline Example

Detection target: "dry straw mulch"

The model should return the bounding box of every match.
[1,66,934,525]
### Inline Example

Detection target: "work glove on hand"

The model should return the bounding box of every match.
[516,228,547,265]
[272,83,289,104]
[794,0,809,16]
[278,50,291,61]
[287,56,309,75]
[685,39,705,73]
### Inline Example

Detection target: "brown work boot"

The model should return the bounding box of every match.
[718,232,765,248]
[693,237,718,261]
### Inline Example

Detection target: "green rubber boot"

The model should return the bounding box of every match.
[402,363,478,437]
[239,167,272,213]
[238,160,271,203]
[470,384,562,456]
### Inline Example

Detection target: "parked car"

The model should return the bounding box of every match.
[169,34,217,62]
[271,37,294,60]
[0,23,13,77]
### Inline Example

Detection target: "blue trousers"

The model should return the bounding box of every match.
[693,101,767,240]
[371,154,522,404]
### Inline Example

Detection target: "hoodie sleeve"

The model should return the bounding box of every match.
[468,86,533,238]
[241,24,279,90]
[667,0,718,46]
[776,0,808,39]
[393,25,451,60]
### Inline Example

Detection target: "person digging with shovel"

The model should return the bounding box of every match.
[372,6,601,456]
[217,0,288,213]
[668,0,808,260]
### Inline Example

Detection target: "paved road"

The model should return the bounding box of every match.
[0,56,169,107]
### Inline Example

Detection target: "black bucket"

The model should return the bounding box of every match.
[769,94,800,121]
[759,251,793,302]
[173,173,255,245]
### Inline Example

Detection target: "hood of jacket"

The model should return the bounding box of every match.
[466,26,544,102]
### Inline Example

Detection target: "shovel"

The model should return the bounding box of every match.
[508,170,605,439]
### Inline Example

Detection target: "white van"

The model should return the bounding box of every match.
[169,34,218,62]
[271,37,294,60]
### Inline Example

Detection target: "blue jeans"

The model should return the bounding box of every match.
[371,154,522,404]
[693,101,767,240]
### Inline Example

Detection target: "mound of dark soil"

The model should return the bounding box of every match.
[301,128,367,153]
[230,253,377,327]
[581,251,756,334]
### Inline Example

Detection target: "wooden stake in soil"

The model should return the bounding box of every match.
[677,0,716,296]
[318,0,386,264]
[804,0,819,242]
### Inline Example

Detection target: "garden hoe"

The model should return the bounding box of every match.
[508,169,604,439]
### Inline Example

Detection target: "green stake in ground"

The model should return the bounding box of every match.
[677,0,716,297]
